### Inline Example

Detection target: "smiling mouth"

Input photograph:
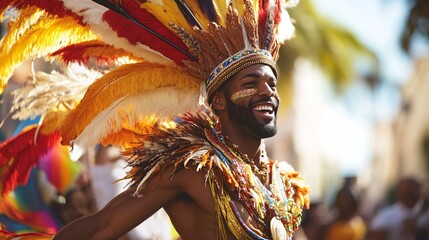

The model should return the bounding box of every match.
[251,103,276,122]
[253,104,274,113]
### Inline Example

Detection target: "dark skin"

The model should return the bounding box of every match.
[53,64,279,239]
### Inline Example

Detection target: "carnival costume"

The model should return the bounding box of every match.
[0,0,309,239]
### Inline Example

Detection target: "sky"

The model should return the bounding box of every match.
[309,0,415,176]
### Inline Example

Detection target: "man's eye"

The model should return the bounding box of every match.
[243,82,256,87]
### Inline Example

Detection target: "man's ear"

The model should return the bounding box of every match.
[211,92,226,111]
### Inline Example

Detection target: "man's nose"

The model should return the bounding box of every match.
[258,82,275,97]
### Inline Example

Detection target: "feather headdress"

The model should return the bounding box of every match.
[0,0,298,148]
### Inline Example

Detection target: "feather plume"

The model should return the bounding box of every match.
[232,0,245,17]
[196,0,219,23]
[11,65,100,121]
[175,0,204,29]
[62,0,173,65]
[59,62,202,144]
[226,4,244,51]
[40,111,69,135]
[0,6,45,52]
[0,15,98,93]
[49,40,139,64]
[100,128,142,147]
[0,127,60,195]
[4,0,83,20]
[102,0,193,64]
[275,3,295,42]
[259,0,283,50]
[212,0,227,25]
[140,1,193,33]
[72,87,201,147]
[243,0,259,48]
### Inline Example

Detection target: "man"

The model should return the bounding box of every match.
[0,1,310,239]
[368,177,424,240]
[53,62,309,239]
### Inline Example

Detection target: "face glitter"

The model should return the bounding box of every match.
[231,89,257,102]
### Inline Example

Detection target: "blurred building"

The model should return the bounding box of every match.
[395,57,429,179]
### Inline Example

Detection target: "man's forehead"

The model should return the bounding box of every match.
[232,64,277,82]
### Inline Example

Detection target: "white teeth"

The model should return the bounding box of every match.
[254,105,273,111]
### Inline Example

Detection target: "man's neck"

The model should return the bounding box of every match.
[219,124,265,167]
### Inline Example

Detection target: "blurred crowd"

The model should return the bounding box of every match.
[49,145,174,240]
[298,176,429,240]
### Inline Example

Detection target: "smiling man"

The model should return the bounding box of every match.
[54,60,309,239]
[0,0,310,239]
[219,64,279,139]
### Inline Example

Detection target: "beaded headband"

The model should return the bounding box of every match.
[206,49,277,100]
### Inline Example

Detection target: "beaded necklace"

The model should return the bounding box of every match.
[204,121,303,239]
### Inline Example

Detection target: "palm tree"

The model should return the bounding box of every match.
[401,0,429,53]
[277,0,378,105]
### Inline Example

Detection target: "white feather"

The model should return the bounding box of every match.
[277,10,295,42]
[134,165,158,196]
[282,0,300,8]
[73,87,200,147]
[11,64,101,120]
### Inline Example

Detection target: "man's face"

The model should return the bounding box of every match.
[224,64,279,139]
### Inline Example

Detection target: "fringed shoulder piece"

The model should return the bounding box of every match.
[122,111,219,195]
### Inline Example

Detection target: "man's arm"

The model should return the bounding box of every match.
[53,167,183,240]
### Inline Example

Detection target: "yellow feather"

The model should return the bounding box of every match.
[59,63,201,144]
[0,7,44,52]
[213,0,228,23]
[183,0,211,29]
[232,0,246,16]
[140,1,193,33]
[0,16,98,94]
[40,111,68,135]
[99,117,170,147]
[251,0,259,19]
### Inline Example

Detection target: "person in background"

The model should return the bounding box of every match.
[367,177,424,240]
[323,186,366,240]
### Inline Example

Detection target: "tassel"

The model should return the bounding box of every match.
[0,127,60,195]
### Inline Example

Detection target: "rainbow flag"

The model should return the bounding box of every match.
[38,142,82,194]
[0,169,62,234]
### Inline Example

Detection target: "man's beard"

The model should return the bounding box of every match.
[226,96,278,139]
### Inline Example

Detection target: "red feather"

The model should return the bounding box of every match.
[1,0,83,23]
[274,0,282,26]
[102,0,192,65]
[49,40,131,65]
[0,127,61,195]
[258,0,270,49]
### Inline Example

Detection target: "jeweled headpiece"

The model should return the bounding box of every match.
[0,0,298,147]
